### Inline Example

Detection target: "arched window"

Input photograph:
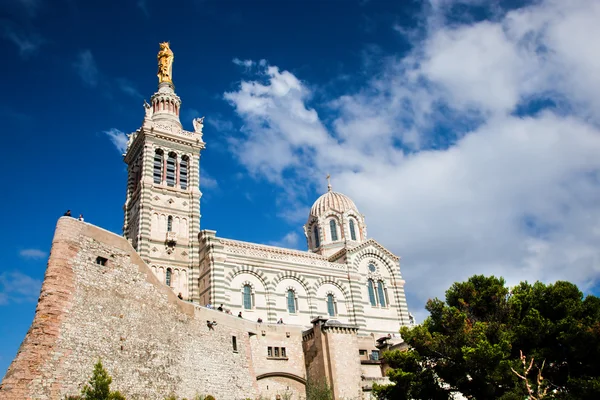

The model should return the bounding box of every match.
[326,294,336,317]
[180,156,189,190]
[349,219,357,241]
[313,225,320,248]
[166,268,172,287]
[330,219,338,241]
[153,150,163,184]
[377,281,387,307]
[287,289,297,314]
[166,153,176,187]
[367,279,377,306]
[167,216,173,232]
[243,284,252,309]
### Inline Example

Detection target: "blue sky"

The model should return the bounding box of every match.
[2,0,600,379]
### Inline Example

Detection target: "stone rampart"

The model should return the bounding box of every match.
[0,217,304,400]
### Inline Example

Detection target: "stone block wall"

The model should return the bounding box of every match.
[325,329,362,400]
[248,325,306,399]
[0,218,297,399]
[302,320,363,400]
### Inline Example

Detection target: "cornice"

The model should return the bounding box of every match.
[347,239,400,261]
[217,237,348,271]
[328,248,347,262]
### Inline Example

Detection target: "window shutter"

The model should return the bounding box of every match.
[287,290,296,313]
[368,280,377,306]
[180,157,188,189]
[377,281,386,307]
[327,294,335,316]
[349,219,357,240]
[153,152,163,184]
[330,220,338,241]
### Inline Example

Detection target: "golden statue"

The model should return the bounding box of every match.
[157,42,174,84]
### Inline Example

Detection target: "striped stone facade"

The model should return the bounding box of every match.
[198,232,411,336]
[123,81,205,301]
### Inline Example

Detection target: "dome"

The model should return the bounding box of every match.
[304,178,367,256]
[309,187,359,218]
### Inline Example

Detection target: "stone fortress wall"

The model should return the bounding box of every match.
[0,218,316,400]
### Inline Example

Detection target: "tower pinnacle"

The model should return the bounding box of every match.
[148,42,181,127]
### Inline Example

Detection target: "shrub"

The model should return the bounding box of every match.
[306,378,332,400]
[66,359,125,400]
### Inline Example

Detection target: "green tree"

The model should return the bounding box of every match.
[80,360,125,400]
[374,275,600,399]
[305,378,333,400]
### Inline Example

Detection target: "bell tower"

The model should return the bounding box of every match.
[122,42,205,301]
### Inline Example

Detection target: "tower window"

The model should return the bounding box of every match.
[166,268,172,287]
[180,156,189,190]
[232,336,238,352]
[153,150,163,184]
[377,281,387,307]
[167,216,173,232]
[349,219,357,241]
[95,256,108,266]
[313,225,320,248]
[166,153,176,187]
[326,294,336,317]
[329,220,338,241]
[287,289,297,314]
[368,279,377,306]
[243,284,253,309]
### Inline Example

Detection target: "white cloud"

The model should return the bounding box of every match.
[74,50,98,87]
[104,128,129,154]
[2,26,44,57]
[137,0,149,17]
[117,78,143,99]
[206,115,234,132]
[224,0,600,321]
[201,168,218,189]
[19,248,46,259]
[268,231,302,249]
[232,58,267,69]
[0,271,42,305]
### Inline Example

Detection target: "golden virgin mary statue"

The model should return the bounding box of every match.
[157,42,174,84]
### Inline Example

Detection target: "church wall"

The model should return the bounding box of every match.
[273,278,311,325]
[348,252,409,335]
[199,232,410,338]
[203,237,355,327]
[314,283,350,324]
[229,272,270,318]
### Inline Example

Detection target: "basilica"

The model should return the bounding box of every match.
[123,43,411,336]
[1,43,414,400]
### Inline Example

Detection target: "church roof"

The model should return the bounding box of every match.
[309,188,359,218]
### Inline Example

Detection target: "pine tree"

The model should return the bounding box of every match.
[80,360,125,400]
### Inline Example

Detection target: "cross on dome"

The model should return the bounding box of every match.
[326,173,332,192]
